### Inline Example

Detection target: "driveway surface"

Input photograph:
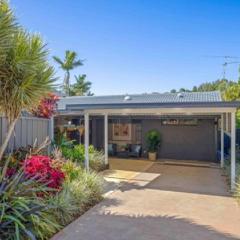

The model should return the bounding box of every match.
[52,162,240,240]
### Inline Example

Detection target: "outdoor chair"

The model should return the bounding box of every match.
[128,144,142,158]
[108,143,117,156]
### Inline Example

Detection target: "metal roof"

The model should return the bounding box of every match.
[58,91,227,110]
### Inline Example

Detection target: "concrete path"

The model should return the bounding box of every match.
[52,162,240,240]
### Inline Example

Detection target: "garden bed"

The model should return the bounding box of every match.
[0,141,105,240]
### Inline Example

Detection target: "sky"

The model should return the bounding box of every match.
[10,0,240,95]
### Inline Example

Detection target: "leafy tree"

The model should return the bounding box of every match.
[170,89,176,93]
[70,74,93,96]
[53,50,83,96]
[224,85,240,101]
[195,79,236,93]
[0,1,55,160]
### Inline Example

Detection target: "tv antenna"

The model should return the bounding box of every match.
[203,55,240,79]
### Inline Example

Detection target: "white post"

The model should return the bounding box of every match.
[84,113,89,171]
[231,111,236,190]
[226,113,229,133]
[104,114,108,165]
[221,114,224,168]
[48,116,54,154]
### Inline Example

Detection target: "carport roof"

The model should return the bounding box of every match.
[57,91,240,111]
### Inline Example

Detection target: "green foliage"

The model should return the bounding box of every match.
[0,0,55,160]
[171,79,237,95]
[70,74,93,96]
[224,84,240,101]
[61,144,105,171]
[53,50,83,95]
[146,130,161,153]
[194,79,236,93]
[89,149,105,172]
[49,161,103,226]
[0,24,55,123]
[0,165,60,240]
[62,160,83,182]
[61,145,84,163]
[53,130,74,149]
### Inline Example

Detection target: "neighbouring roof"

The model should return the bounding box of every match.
[57,91,240,111]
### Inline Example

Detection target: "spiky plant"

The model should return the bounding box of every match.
[53,50,83,96]
[0,161,60,239]
[0,1,55,160]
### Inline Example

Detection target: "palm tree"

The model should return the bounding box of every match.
[0,1,55,160]
[70,74,93,96]
[53,50,83,96]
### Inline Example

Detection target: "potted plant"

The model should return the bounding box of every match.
[146,129,161,161]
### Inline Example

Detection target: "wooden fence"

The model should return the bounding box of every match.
[0,116,53,152]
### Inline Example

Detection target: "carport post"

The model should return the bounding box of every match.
[104,113,108,165]
[231,111,236,190]
[221,114,224,168]
[84,112,89,171]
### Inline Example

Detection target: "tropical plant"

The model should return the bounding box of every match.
[53,129,75,149]
[0,164,60,239]
[60,144,105,171]
[32,93,59,119]
[24,155,65,189]
[53,50,83,96]
[70,74,93,96]
[0,1,55,160]
[146,130,161,153]
[0,0,17,56]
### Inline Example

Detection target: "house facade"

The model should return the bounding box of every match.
[55,91,240,189]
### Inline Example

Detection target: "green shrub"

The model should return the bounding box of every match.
[47,186,79,226]
[146,129,161,153]
[61,145,105,172]
[0,166,60,240]
[89,149,105,172]
[48,161,103,226]
[61,161,83,182]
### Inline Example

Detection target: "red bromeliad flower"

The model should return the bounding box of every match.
[32,93,59,119]
[24,155,64,189]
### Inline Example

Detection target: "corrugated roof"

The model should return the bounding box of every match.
[58,91,222,110]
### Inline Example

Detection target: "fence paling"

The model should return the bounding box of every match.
[0,117,51,152]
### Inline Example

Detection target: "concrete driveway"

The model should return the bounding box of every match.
[52,162,240,240]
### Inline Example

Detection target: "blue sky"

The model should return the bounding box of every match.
[11,0,240,95]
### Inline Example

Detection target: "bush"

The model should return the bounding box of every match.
[61,144,105,172]
[146,129,161,153]
[49,161,103,226]
[24,155,65,189]
[0,166,60,240]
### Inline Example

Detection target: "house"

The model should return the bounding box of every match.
[55,91,240,189]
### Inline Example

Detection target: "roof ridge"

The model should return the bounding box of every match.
[60,90,221,99]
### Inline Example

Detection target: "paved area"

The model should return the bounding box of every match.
[52,161,240,240]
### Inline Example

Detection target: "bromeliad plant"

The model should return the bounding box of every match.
[24,155,65,189]
[0,163,60,240]
[32,93,59,119]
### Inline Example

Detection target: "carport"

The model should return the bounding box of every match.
[56,91,240,190]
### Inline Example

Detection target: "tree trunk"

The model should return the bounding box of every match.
[64,71,70,96]
[0,117,18,160]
